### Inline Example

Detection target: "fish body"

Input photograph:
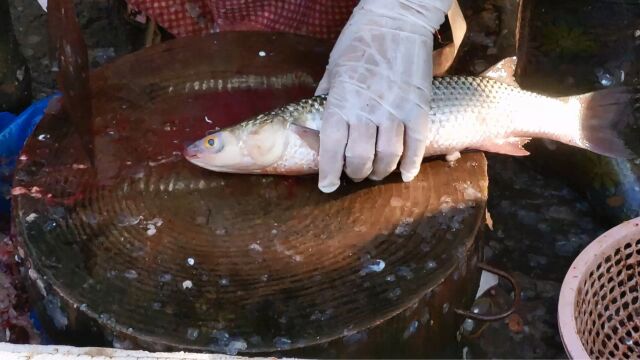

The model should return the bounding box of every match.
[185,64,636,175]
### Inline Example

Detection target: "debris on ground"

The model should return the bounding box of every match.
[0,229,39,344]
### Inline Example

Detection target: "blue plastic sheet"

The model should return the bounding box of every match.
[0,95,56,214]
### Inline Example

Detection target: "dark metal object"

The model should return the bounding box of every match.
[454,262,520,322]
[47,0,94,165]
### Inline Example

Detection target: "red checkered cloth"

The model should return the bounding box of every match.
[127,0,358,39]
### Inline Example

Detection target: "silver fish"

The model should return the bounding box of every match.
[184,58,637,175]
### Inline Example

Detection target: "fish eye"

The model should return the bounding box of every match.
[202,134,224,153]
[204,135,216,148]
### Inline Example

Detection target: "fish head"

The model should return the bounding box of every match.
[184,119,289,173]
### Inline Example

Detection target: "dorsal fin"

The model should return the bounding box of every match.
[480,57,519,88]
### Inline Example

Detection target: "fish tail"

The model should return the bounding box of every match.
[575,86,640,159]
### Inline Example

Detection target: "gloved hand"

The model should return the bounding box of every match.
[315,0,452,193]
[36,0,47,11]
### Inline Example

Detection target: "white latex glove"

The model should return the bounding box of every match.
[315,0,452,193]
[36,0,47,11]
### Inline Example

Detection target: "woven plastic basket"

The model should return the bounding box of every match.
[559,217,640,359]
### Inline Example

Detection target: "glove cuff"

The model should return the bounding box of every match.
[356,0,452,33]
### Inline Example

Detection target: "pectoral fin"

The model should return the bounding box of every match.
[290,123,320,152]
[475,137,531,156]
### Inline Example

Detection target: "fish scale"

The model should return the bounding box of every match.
[425,76,540,155]
[270,76,574,156]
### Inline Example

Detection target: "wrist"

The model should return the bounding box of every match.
[355,0,451,34]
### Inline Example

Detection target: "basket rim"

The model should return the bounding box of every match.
[558,216,640,360]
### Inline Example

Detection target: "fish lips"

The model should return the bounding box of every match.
[183,144,231,172]
[183,144,201,160]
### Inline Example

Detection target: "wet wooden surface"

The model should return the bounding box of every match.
[11,32,489,356]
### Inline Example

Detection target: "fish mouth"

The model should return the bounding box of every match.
[182,147,233,173]
[182,144,267,174]
[183,146,200,160]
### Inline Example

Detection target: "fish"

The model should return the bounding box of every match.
[184,57,639,175]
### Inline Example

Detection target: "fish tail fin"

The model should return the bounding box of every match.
[576,86,640,159]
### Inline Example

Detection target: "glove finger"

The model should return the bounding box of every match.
[315,71,331,96]
[399,108,430,182]
[369,119,404,181]
[344,120,376,181]
[318,106,349,193]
